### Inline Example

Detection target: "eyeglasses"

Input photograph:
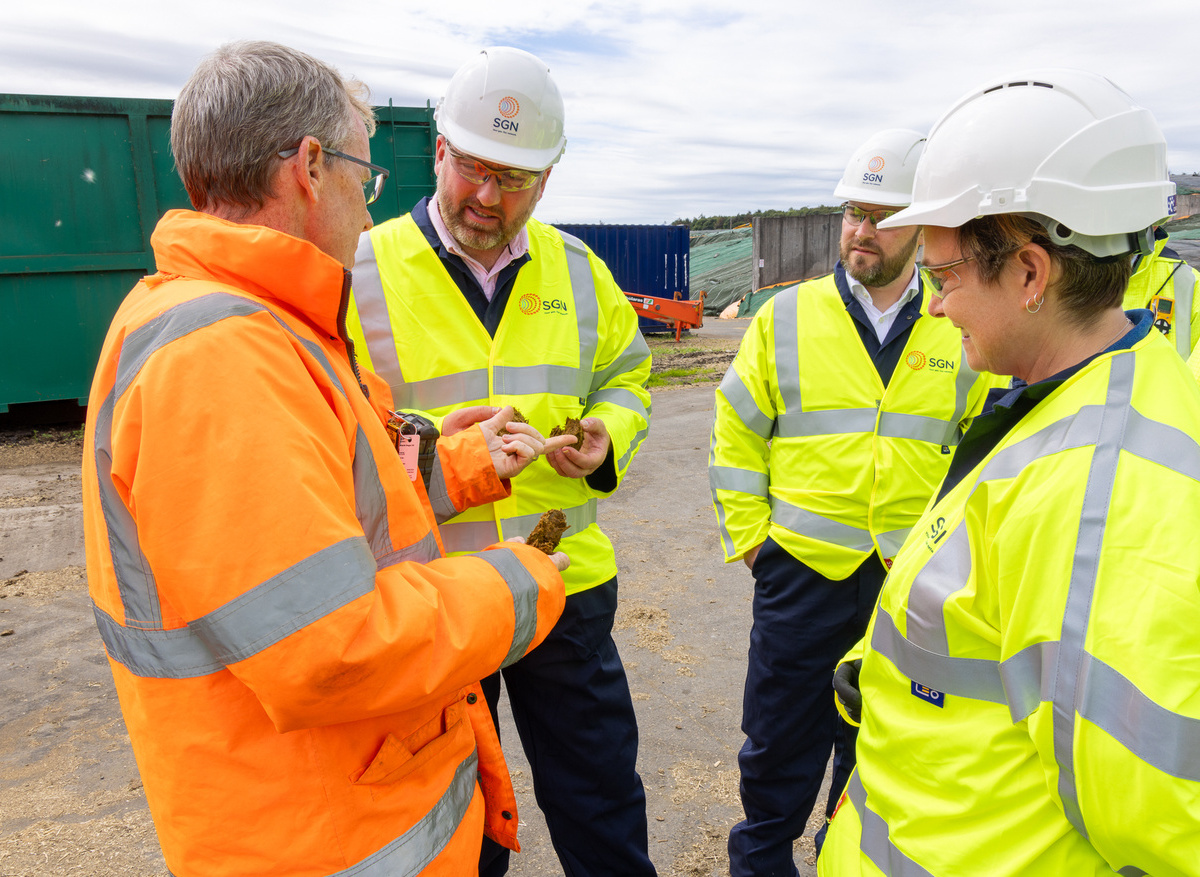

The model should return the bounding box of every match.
[277,145,390,205]
[924,255,975,296]
[444,142,544,192]
[842,203,900,228]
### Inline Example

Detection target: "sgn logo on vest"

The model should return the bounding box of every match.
[906,349,955,374]
[518,293,569,316]
[494,96,520,137]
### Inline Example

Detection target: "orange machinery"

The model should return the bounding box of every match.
[623,290,705,342]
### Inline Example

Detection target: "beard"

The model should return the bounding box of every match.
[436,177,538,256]
[840,226,921,288]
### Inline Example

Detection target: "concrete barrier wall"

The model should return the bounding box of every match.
[752,214,842,290]
[1175,192,1200,219]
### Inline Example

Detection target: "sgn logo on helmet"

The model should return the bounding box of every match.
[494,96,521,135]
[863,155,886,185]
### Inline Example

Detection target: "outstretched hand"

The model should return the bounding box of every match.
[470,406,577,481]
[545,417,610,479]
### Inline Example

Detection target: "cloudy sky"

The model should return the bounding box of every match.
[5,0,1197,224]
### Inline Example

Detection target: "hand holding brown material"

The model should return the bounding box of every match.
[527,508,570,553]
[548,417,584,450]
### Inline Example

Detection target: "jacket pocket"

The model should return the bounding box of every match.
[350,699,471,789]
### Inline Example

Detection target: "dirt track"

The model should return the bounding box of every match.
[0,321,829,877]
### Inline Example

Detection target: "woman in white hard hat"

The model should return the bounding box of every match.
[821,70,1200,876]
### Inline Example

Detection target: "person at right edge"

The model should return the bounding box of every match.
[1124,222,1200,372]
[709,129,1001,876]
[823,69,1200,876]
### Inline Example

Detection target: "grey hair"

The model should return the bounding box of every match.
[171,40,376,214]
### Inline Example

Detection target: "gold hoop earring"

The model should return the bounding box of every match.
[1025,294,1044,314]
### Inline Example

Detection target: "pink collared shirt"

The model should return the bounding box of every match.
[428,199,530,301]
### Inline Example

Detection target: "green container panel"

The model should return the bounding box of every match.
[0,94,436,412]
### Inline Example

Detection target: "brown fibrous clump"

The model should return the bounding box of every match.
[549,417,584,450]
[527,509,570,554]
[497,407,529,437]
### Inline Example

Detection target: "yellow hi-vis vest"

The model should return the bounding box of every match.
[709,273,997,580]
[820,332,1200,876]
[347,215,651,595]
[1124,236,1199,358]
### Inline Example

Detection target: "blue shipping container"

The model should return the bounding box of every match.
[553,224,690,334]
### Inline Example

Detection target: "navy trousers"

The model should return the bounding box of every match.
[727,539,885,877]
[478,577,656,877]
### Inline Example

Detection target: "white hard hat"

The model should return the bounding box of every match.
[434,46,567,172]
[879,69,1175,256]
[833,128,926,207]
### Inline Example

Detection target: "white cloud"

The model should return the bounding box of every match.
[6,0,1198,223]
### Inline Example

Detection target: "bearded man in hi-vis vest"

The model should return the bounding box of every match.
[347,47,656,877]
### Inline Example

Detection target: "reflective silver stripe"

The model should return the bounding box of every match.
[94,390,160,628]
[772,286,802,411]
[93,601,222,678]
[470,547,540,668]
[877,411,959,446]
[718,365,774,439]
[353,425,397,558]
[375,530,441,570]
[439,520,502,553]
[499,500,597,543]
[94,536,378,677]
[617,427,649,472]
[999,639,1060,723]
[1078,652,1200,782]
[426,451,459,524]
[776,408,876,438]
[95,291,408,680]
[1053,352,1135,838]
[1118,869,1148,877]
[104,293,285,628]
[586,387,649,423]
[590,335,652,396]
[1001,638,1200,781]
[1171,262,1194,358]
[871,609,1008,704]
[1122,407,1200,480]
[331,749,477,876]
[558,230,600,375]
[709,434,739,558]
[905,524,970,655]
[190,537,377,665]
[709,465,769,497]
[392,370,491,411]
[875,526,911,561]
[493,363,590,399]
[849,770,935,877]
[770,497,875,552]
[947,357,981,445]
[352,232,406,392]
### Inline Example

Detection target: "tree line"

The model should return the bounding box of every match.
[672,206,841,231]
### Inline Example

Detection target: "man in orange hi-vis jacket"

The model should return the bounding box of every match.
[81,40,573,877]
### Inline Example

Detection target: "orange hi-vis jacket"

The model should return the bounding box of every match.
[81,209,565,877]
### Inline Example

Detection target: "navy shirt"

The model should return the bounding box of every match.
[833,262,927,386]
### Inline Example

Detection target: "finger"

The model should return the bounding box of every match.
[500,421,547,442]
[542,434,578,453]
[501,434,543,458]
[549,551,571,572]
[504,535,527,545]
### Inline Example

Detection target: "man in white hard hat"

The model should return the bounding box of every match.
[709,129,1000,875]
[346,47,655,877]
